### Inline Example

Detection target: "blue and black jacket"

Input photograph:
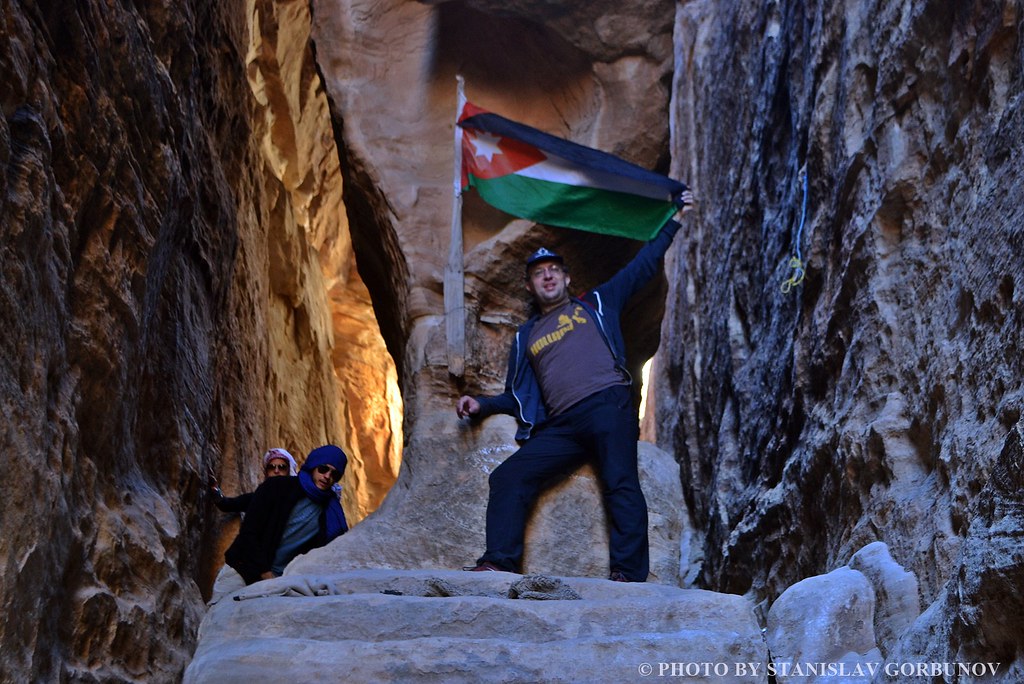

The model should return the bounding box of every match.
[474,219,682,441]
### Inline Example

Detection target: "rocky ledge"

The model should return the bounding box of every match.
[184,568,765,683]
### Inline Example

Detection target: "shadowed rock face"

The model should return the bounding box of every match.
[665,0,1024,669]
[2,3,259,679]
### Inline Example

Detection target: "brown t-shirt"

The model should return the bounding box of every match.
[527,301,628,415]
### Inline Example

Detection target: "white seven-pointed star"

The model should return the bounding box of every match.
[469,131,503,162]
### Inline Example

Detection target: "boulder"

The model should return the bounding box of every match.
[848,541,920,658]
[766,566,882,683]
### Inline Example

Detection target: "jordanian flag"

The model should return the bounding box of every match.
[458,101,687,240]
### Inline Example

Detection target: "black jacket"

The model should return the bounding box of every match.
[214,491,253,514]
[224,476,332,584]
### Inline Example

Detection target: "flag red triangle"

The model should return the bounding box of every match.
[462,128,547,181]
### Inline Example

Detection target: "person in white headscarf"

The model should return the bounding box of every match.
[210,448,298,513]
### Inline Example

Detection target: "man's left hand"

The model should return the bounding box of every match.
[456,395,480,419]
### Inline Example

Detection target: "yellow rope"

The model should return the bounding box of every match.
[780,171,809,294]
[780,256,805,294]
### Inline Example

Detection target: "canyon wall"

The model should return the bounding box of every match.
[664,0,1023,669]
[2,3,259,678]
[0,0,397,680]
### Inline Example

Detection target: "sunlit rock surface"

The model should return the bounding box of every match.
[0,0,395,680]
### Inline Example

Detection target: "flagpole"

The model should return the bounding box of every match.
[445,75,467,377]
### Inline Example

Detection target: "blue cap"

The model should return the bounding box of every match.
[525,247,564,272]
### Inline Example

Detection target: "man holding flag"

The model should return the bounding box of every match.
[454,100,694,580]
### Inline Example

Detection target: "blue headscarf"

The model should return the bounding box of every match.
[298,445,349,539]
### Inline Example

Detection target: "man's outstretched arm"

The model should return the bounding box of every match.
[598,187,700,305]
[596,190,695,308]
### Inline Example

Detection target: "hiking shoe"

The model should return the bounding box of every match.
[464,561,503,572]
[609,571,632,582]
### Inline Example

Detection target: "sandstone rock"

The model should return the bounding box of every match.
[0,2,284,679]
[241,0,400,527]
[185,569,766,683]
[882,420,1024,680]
[848,541,920,658]
[766,567,882,683]
[664,0,1024,626]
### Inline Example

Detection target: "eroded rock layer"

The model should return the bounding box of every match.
[184,569,765,683]
[664,0,1024,671]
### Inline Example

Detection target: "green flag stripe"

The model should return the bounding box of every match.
[467,173,676,241]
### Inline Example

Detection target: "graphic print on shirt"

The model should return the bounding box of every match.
[529,305,588,357]
[527,300,628,416]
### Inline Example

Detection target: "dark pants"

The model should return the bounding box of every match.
[478,385,650,581]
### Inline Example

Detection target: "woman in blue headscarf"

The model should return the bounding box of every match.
[223,445,349,586]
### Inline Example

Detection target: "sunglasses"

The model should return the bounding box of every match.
[265,462,290,473]
[315,464,342,483]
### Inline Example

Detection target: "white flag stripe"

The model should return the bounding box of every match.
[514,154,674,202]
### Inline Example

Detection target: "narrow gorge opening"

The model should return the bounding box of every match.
[325,264,403,525]
[242,0,404,528]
